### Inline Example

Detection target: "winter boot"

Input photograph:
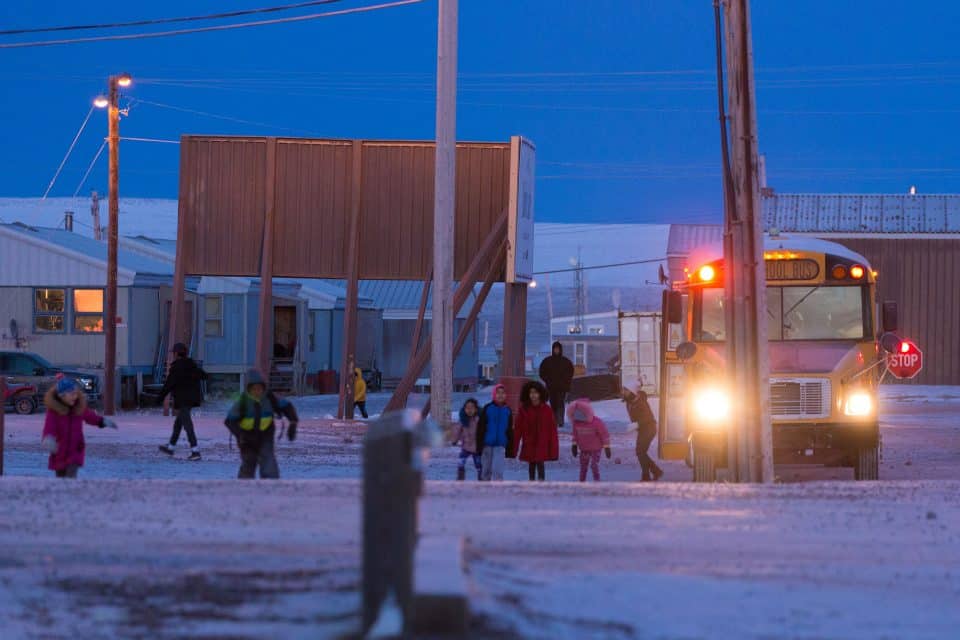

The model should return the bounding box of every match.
[651,464,664,482]
[188,450,202,462]
[159,444,175,456]
[456,467,466,481]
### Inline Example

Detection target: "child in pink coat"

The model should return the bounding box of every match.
[568,398,611,482]
[41,376,117,478]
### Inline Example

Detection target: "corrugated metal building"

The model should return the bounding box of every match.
[666,194,960,385]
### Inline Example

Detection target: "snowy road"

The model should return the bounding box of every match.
[0,479,957,639]
[1,386,958,638]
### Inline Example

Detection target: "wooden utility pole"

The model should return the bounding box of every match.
[91,190,102,241]
[431,0,458,425]
[103,76,121,416]
[721,0,774,482]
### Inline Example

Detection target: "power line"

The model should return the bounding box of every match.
[0,1,344,35]
[73,140,107,197]
[42,106,95,199]
[133,98,318,134]
[534,257,666,276]
[119,137,180,144]
[0,0,423,49]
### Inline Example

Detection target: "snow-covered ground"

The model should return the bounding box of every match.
[1,387,958,638]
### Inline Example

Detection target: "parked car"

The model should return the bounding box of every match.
[3,380,38,415]
[0,351,101,404]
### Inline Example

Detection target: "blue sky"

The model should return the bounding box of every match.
[2,0,960,223]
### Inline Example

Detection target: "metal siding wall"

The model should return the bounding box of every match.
[129,288,160,367]
[203,294,244,366]
[0,287,106,367]
[0,233,135,286]
[832,238,960,385]
[178,137,267,276]
[178,137,512,280]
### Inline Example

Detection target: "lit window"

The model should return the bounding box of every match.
[204,296,223,337]
[35,289,66,333]
[73,289,104,333]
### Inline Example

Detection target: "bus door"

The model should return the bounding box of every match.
[658,290,688,460]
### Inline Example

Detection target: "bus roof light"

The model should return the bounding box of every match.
[831,264,847,279]
[698,265,716,282]
[850,265,865,279]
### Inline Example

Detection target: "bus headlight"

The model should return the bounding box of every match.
[844,392,873,416]
[693,388,731,423]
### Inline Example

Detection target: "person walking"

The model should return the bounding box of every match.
[158,342,208,461]
[353,367,369,419]
[539,341,575,429]
[568,398,611,482]
[40,376,117,478]
[453,398,482,480]
[514,380,559,481]
[224,370,299,479]
[476,384,513,481]
[624,385,663,481]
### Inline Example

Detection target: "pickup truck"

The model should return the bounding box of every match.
[0,351,101,405]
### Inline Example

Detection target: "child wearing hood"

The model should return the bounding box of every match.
[568,398,611,482]
[514,380,559,481]
[475,384,513,481]
[40,375,117,478]
[453,398,482,480]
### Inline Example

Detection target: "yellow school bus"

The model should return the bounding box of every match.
[658,233,900,482]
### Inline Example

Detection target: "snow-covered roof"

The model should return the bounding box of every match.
[763,193,960,234]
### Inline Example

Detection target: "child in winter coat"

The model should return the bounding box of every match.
[475,384,513,481]
[224,369,299,479]
[40,376,117,478]
[453,398,482,480]
[514,380,559,481]
[568,398,611,482]
[623,385,663,481]
[353,368,368,419]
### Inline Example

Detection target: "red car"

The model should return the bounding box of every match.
[3,380,37,415]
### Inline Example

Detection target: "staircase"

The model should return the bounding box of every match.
[270,357,295,393]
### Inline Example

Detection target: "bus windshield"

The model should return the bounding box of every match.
[700,285,868,341]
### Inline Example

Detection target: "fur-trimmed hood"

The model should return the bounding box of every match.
[44,386,88,416]
[566,397,595,423]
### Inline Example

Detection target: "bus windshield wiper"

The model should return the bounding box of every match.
[785,285,821,318]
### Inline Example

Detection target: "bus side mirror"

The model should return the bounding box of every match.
[882,301,898,333]
[665,290,683,324]
[676,342,698,361]
[880,332,901,355]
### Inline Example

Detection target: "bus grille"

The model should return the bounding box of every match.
[769,379,831,419]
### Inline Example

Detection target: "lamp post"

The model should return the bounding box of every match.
[94,72,131,416]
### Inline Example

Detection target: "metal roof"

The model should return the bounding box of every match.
[667,224,723,256]
[762,193,960,234]
[322,279,471,315]
[1,223,173,276]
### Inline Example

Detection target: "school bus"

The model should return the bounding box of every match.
[658,233,900,482]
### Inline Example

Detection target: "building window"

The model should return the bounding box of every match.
[574,342,586,367]
[34,288,66,333]
[73,289,104,333]
[567,324,582,335]
[204,296,223,337]
[588,325,604,336]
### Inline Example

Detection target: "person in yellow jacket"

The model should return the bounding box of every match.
[353,367,369,419]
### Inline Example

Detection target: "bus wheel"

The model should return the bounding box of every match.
[854,447,879,481]
[692,449,716,483]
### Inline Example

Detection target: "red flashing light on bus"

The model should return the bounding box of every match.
[850,265,865,279]
[900,341,910,354]
[698,265,715,282]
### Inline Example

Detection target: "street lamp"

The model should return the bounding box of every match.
[93,72,132,415]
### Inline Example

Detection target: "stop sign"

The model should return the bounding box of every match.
[887,340,923,379]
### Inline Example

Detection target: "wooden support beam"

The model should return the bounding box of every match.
[501,283,528,377]
[386,211,509,412]
[338,139,364,419]
[254,138,278,378]
[422,239,506,419]
[408,268,433,368]
[167,140,191,416]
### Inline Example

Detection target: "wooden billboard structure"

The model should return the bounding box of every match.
[171,135,534,417]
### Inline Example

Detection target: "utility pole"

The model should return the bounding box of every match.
[91,190,102,241]
[431,0,458,426]
[97,72,131,416]
[720,0,773,482]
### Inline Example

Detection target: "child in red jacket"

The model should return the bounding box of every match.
[568,398,611,482]
[514,380,558,481]
[41,376,117,478]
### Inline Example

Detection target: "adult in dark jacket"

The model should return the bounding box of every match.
[539,341,575,428]
[224,369,299,479]
[624,385,663,481]
[159,343,208,461]
[514,380,559,481]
